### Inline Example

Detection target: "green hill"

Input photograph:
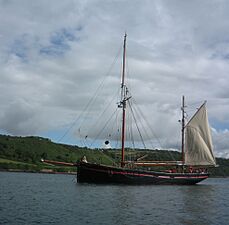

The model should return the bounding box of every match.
[0,134,228,176]
[0,135,114,173]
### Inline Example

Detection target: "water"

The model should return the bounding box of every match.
[0,172,228,225]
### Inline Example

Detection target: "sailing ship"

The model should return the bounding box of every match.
[42,34,216,184]
[76,34,216,185]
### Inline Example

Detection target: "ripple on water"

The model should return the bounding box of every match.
[0,173,228,225]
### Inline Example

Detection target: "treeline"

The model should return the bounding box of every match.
[0,134,228,176]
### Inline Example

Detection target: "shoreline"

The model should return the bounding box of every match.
[0,168,77,176]
[1,169,228,178]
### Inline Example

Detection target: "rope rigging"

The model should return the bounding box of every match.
[57,35,181,164]
[57,43,122,143]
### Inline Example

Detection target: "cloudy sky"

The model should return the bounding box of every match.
[0,0,229,158]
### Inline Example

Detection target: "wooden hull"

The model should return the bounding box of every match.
[77,162,209,185]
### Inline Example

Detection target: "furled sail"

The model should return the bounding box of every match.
[185,103,216,166]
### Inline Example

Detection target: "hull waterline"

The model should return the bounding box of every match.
[77,162,209,185]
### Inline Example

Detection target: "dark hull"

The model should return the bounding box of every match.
[77,162,209,185]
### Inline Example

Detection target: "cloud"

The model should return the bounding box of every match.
[0,0,228,158]
[212,129,229,158]
[0,99,40,135]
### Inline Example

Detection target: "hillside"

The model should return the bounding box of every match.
[0,134,228,176]
[0,135,113,173]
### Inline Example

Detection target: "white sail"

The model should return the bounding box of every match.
[185,103,216,166]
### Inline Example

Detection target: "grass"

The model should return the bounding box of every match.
[0,134,229,176]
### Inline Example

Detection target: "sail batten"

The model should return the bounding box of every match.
[185,103,216,166]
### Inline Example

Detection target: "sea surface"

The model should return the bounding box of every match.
[0,172,228,225]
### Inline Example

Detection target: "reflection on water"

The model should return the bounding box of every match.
[178,184,216,225]
[0,173,228,225]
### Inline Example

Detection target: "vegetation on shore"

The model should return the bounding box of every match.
[0,134,228,176]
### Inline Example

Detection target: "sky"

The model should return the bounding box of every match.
[0,0,229,158]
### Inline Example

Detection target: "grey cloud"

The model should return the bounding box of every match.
[0,99,39,135]
[0,0,228,157]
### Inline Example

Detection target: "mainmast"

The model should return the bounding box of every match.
[120,33,127,167]
[181,95,185,165]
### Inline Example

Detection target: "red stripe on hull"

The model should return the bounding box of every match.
[77,162,209,185]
